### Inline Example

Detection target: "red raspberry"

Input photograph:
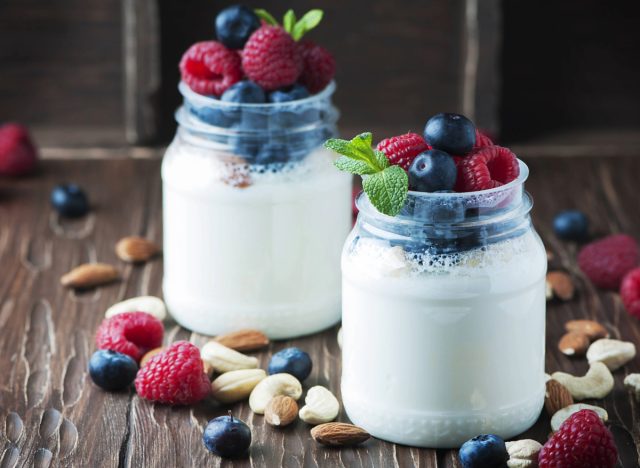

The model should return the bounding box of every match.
[578,234,639,289]
[297,40,336,94]
[473,129,494,150]
[455,146,519,192]
[538,409,617,468]
[135,341,210,405]
[622,268,640,318]
[0,123,38,176]
[242,26,302,91]
[95,312,164,362]
[376,133,430,170]
[179,41,243,96]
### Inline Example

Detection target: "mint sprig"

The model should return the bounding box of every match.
[325,133,408,217]
[254,8,324,41]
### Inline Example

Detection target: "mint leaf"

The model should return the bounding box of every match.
[362,166,408,217]
[334,156,377,175]
[291,9,323,40]
[255,9,278,25]
[350,132,373,151]
[283,9,296,33]
[373,149,390,170]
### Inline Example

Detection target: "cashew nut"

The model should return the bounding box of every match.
[105,295,167,321]
[550,403,608,432]
[337,328,343,349]
[249,373,302,414]
[201,340,258,373]
[505,439,542,468]
[299,386,340,425]
[624,373,640,402]
[211,369,266,404]
[586,338,636,371]
[551,362,614,400]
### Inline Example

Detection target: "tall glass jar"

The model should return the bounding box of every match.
[340,161,546,448]
[162,82,351,339]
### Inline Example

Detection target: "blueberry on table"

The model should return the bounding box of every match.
[554,210,589,241]
[203,412,251,458]
[424,113,476,156]
[458,434,509,468]
[50,183,89,218]
[221,81,266,103]
[408,150,457,192]
[268,347,312,381]
[88,350,138,391]
[215,5,261,50]
[268,84,311,103]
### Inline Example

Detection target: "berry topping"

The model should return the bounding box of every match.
[473,129,493,149]
[268,347,312,381]
[554,210,589,241]
[376,132,430,171]
[578,234,639,289]
[179,41,243,96]
[538,409,618,468]
[135,341,211,405]
[221,80,266,103]
[458,434,509,468]
[408,149,457,192]
[455,145,519,192]
[424,113,476,156]
[268,84,310,102]
[0,123,38,177]
[50,183,90,218]
[621,268,640,318]
[215,5,261,50]
[88,350,138,391]
[242,26,303,91]
[203,413,252,458]
[95,311,164,362]
[297,40,336,94]
[255,143,289,165]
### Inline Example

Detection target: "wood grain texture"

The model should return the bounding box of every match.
[0,155,639,467]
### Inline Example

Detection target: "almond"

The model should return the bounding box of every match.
[265,395,298,427]
[115,236,160,263]
[214,329,269,352]
[558,332,590,356]
[565,319,609,341]
[546,271,574,301]
[544,379,574,416]
[310,422,370,447]
[140,347,164,367]
[60,263,119,288]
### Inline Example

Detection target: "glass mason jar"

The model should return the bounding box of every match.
[340,161,546,448]
[162,81,352,339]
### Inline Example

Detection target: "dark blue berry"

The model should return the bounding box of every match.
[408,150,457,192]
[50,183,89,218]
[268,347,312,381]
[221,81,266,103]
[193,106,238,128]
[458,434,509,468]
[215,5,260,50]
[255,143,290,166]
[203,413,251,458]
[553,210,589,241]
[268,84,310,103]
[88,350,138,391]
[424,113,476,155]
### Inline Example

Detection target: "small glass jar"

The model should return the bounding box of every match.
[340,161,546,448]
[162,82,352,339]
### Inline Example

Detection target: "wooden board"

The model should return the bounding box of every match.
[0,155,639,467]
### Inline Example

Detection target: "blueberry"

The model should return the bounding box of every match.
[50,183,89,218]
[268,84,310,103]
[203,413,251,458]
[88,350,138,391]
[268,347,312,381]
[424,113,476,155]
[255,143,290,166]
[458,434,509,468]
[215,5,260,50]
[553,210,589,241]
[221,81,266,104]
[408,150,457,192]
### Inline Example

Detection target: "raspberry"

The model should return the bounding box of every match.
[135,341,210,405]
[179,41,243,96]
[0,123,38,176]
[473,130,494,150]
[242,26,302,91]
[376,133,430,170]
[455,146,519,192]
[297,40,336,93]
[578,234,639,289]
[95,312,164,362]
[621,268,640,318]
[538,409,617,468]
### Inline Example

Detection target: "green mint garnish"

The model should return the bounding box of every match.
[254,9,278,25]
[254,8,324,41]
[325,133,408,217]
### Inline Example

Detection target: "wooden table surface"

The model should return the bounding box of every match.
[1,155,640,468]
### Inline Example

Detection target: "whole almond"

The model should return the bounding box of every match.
[115,236,160,263]
[565,320,609,341]
[60,263,119,288]
[140,347,164,367]
[265,395,298,427]
[214,329,269,352]
[544,379,574,416]
[310,423,370,447]
[546,271,575,301]
[558,332,590,356]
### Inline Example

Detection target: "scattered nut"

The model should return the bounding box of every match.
[558,332,590,356]
[544,379,574,416]
[565,320,609,340]
[201,341,259,374]
[551,362,614,400]
[60,263,119,288]
[310,422,370,447]
[115,236,160,263]
[550,403,608,432]
[299,386,340,425]
[214,329,269,352]
[546,271,575,300]
[545,280,553,301]
[211,369,266,404]
[337,327,343,350]
[624,373,640,401]
[586,338,636,371]
[265,395,298,427]
[203,360,215,379]
[505,439,542,468]
[140,347,164,368]
[249,373,302,414]
[105,295,167,321]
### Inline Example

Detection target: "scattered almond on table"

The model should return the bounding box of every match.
[115,236,160,263]
[60,262,119,288]
[310,422,370,447]
[546,271,575,301]
[265,395,299,427]
[544,379,574,416]
[214,329,270,352]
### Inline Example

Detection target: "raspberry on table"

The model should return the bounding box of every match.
[621,267,640,318]
[135,341,211,405]
[179,41,243,96]
[95,311,164,362]
[538,409,617,468]
[455,145,519,192]
[0,123,38,177]
[297,40,336,94]
[376,133,430,170]
[578,234,639,289]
